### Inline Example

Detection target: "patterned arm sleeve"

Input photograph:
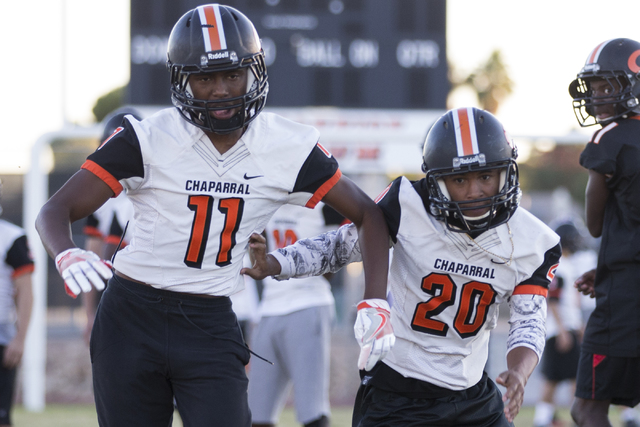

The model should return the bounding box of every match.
[506,294,547,363]
[271,222,362,280]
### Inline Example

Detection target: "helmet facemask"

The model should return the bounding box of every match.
[569,38,640,127]
[170,53,268,135]
[569,72,640,127]
[427,161,520,234]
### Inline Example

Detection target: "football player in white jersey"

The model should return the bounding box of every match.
[248,203,345,427]
[81,108,140,345]
[0,180,34,427]
[244,107,562,426]
[35,4,389,427]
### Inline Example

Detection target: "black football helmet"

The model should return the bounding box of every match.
[553,221,586,253]
[422,107,520,233]
[569,38,640,127]
[100,107,143,142]
[166,4,269,134]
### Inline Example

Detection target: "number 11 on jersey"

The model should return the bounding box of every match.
[184,195,244,269]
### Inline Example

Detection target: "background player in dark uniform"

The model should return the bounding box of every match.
[244,107,561,426]
[568,38,640,427]
[533,221,596,427]
[35,4,390,427]
[0,181,34,427]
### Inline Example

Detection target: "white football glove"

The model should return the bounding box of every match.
[354,298,395,371]
[55,248,113,298]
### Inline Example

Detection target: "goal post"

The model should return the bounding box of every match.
[22,127,99,411]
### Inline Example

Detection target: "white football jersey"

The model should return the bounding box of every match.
[545,249,597,337]
[82,108,341,296]
[85,192,134,246]
[0,220,34,327]
[259,202,342,317]
[273,176,561,390]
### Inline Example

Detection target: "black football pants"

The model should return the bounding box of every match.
[91,275,251,427]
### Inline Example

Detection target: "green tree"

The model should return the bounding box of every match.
[450,50,513,114]
[92,85,127,122]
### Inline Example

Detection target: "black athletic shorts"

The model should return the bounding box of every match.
[0,346,17,426]
[575,351,640,407]
[352,363,513,427]
[541,331,581,382]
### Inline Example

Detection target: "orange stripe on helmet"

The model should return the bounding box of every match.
[587,40,610,65]
[457,108,474,156]
[200,5,223,51]
[452,107,479,157]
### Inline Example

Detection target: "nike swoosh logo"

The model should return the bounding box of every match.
[244,173,263,180]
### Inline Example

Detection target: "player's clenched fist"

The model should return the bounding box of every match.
[354,298,395,371]
[55,248,113,298]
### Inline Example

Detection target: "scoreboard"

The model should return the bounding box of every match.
[128,0,448,109]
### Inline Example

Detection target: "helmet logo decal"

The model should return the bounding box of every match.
[452,107,479,157]
[197,4,227,52]
[628,49,640,73]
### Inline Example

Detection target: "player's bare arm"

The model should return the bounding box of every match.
[3,273,33,369]
[584,169,608,238]
[36,169,114,258]
[321,176,389,300]
[37,170,115,297]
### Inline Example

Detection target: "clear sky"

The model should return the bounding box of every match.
[1,0,639,173]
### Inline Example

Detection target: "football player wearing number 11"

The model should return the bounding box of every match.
[243,107,562,426]
[35,4,389,427]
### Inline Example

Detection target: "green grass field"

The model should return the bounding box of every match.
[11,404,625,426]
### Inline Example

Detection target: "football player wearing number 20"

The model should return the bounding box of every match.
[243,107,561,426]
[35,4,389,427]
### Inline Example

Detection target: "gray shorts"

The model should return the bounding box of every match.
[248,305,333,424]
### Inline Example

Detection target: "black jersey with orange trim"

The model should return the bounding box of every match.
[580,115,640,267]
[81,108,340,296]
[580,115,640,357]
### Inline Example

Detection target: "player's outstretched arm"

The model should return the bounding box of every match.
[241,233,281,280]
[499,293,547,422]
[321,176,389,300]
[36,170,115,298]
[496,346,538,423]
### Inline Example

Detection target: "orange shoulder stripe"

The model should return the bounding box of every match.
[12,264,35,279]
[81,160,123,196]
[305,169,342,208]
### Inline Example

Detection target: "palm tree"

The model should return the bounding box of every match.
[449,49,513,114]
